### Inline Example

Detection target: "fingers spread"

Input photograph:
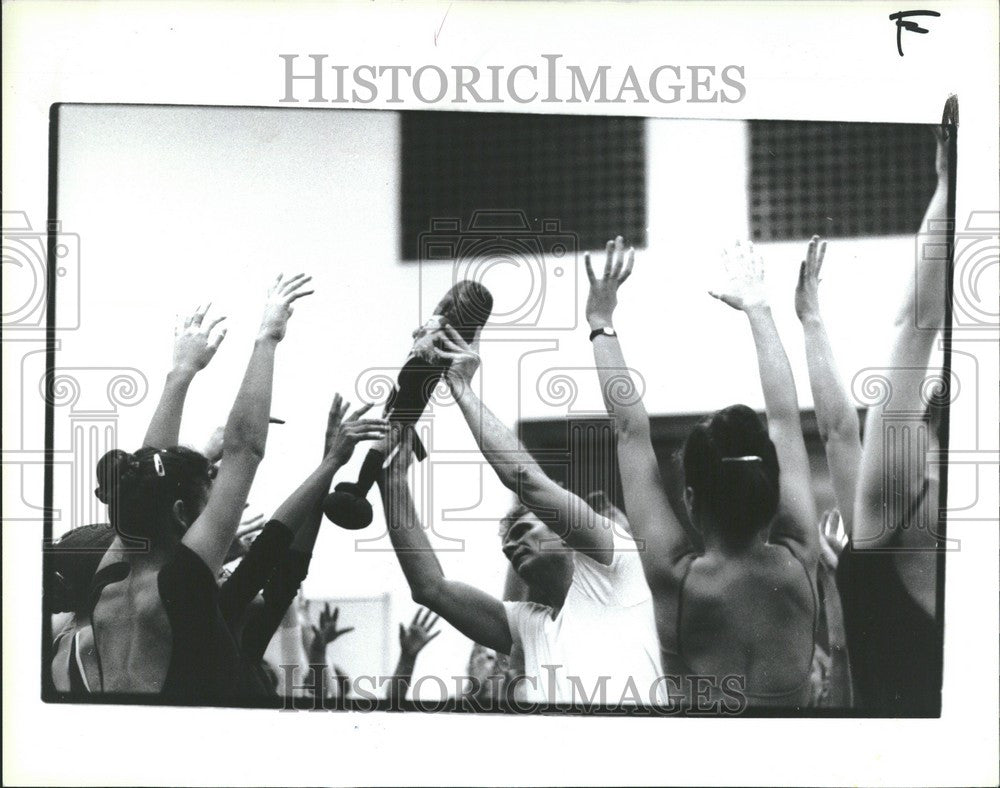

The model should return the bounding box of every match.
[584,252,596,285]
[349,402,375,421]
[604,239,615,278]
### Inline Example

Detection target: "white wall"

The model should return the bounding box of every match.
[52,105,930,697]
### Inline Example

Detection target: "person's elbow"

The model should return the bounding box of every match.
[410,578,445,610]
[817,410,860,446]
[222,423,267,463]
[511,464,548,498]
[616,414,652,445]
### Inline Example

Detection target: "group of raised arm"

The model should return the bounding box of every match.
[374,123,948,711]
[53,122,949,712]
[52,274,412,701]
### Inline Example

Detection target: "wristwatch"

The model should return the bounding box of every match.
[589,326,617,342]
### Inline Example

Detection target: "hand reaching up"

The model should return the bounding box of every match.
[399,607,441,660]
[324,398,388,467]
[173,303,227,373]
[818,509,849,571]
[258,273,314,342]
[794,235,828,322]
[305,602,355,665]
[585,235,635,329]
[434,324,482,392]
[710,240,769,312]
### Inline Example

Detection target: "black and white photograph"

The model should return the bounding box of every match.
[3,1,998,785]
[40,104,953,716]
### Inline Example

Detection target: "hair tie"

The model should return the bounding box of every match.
[153,452,166,477]
[721,455,763,464]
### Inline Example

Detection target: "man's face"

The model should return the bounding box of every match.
[501,511,564,580]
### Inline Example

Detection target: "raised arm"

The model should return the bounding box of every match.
[233,398,387,654]
[388,607,441,705]
[711,242,819,563]
[586,237,697,588]
[376,432,512,654]
[182,274,313,576]
[854,127,950,549]
[143,304,227,448]
[435,325,614,564]
[273,397,386,553]
[795,236,862,534]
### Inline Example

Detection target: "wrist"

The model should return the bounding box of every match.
[798,312,822,328]
[167,366,197,383]
[744,304,772,321]
[398,651,417,667]
[449,375,475,402]
[320,454,343,474]
[255,333,280,347]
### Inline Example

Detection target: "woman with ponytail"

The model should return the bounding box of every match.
[57,274,313,701]
[586,236,819,708]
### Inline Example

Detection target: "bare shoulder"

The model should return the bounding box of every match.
[685,546,813,612]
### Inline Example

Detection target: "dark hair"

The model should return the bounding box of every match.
[95,446,214,543]
[682,404,779,544]
[498,500,533,541]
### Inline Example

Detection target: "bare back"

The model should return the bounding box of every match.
[667,542,817,707]
[88,548,173,694]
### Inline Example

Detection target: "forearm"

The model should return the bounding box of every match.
[388,653,416,704]
[452,384,547,494]
[912,178,949,330]
[855,177,948,547]
[801,317,860,442]
[590,334,651,440]
[143,368,196,447]
[223,338,277,458]
[801,315,862,526]
[272,457,341,554]
[746,306,801,424]
[376,466,447,604]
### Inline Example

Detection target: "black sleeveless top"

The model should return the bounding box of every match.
[836,545,943,715]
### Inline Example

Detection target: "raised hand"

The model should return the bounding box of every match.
[324,393,349,458]
[710,240,769,312]
[585,235,635,329]
[325,400,388,467]
[173,303,227,373]
[794,235,827,322]
[398,607,441,660]
[434,324,482,391]
[311,603,355,648]
[258,273,314,342]
[818,508,848,571]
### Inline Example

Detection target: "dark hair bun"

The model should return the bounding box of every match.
[682,404,780,541]
[94,449,138,504]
